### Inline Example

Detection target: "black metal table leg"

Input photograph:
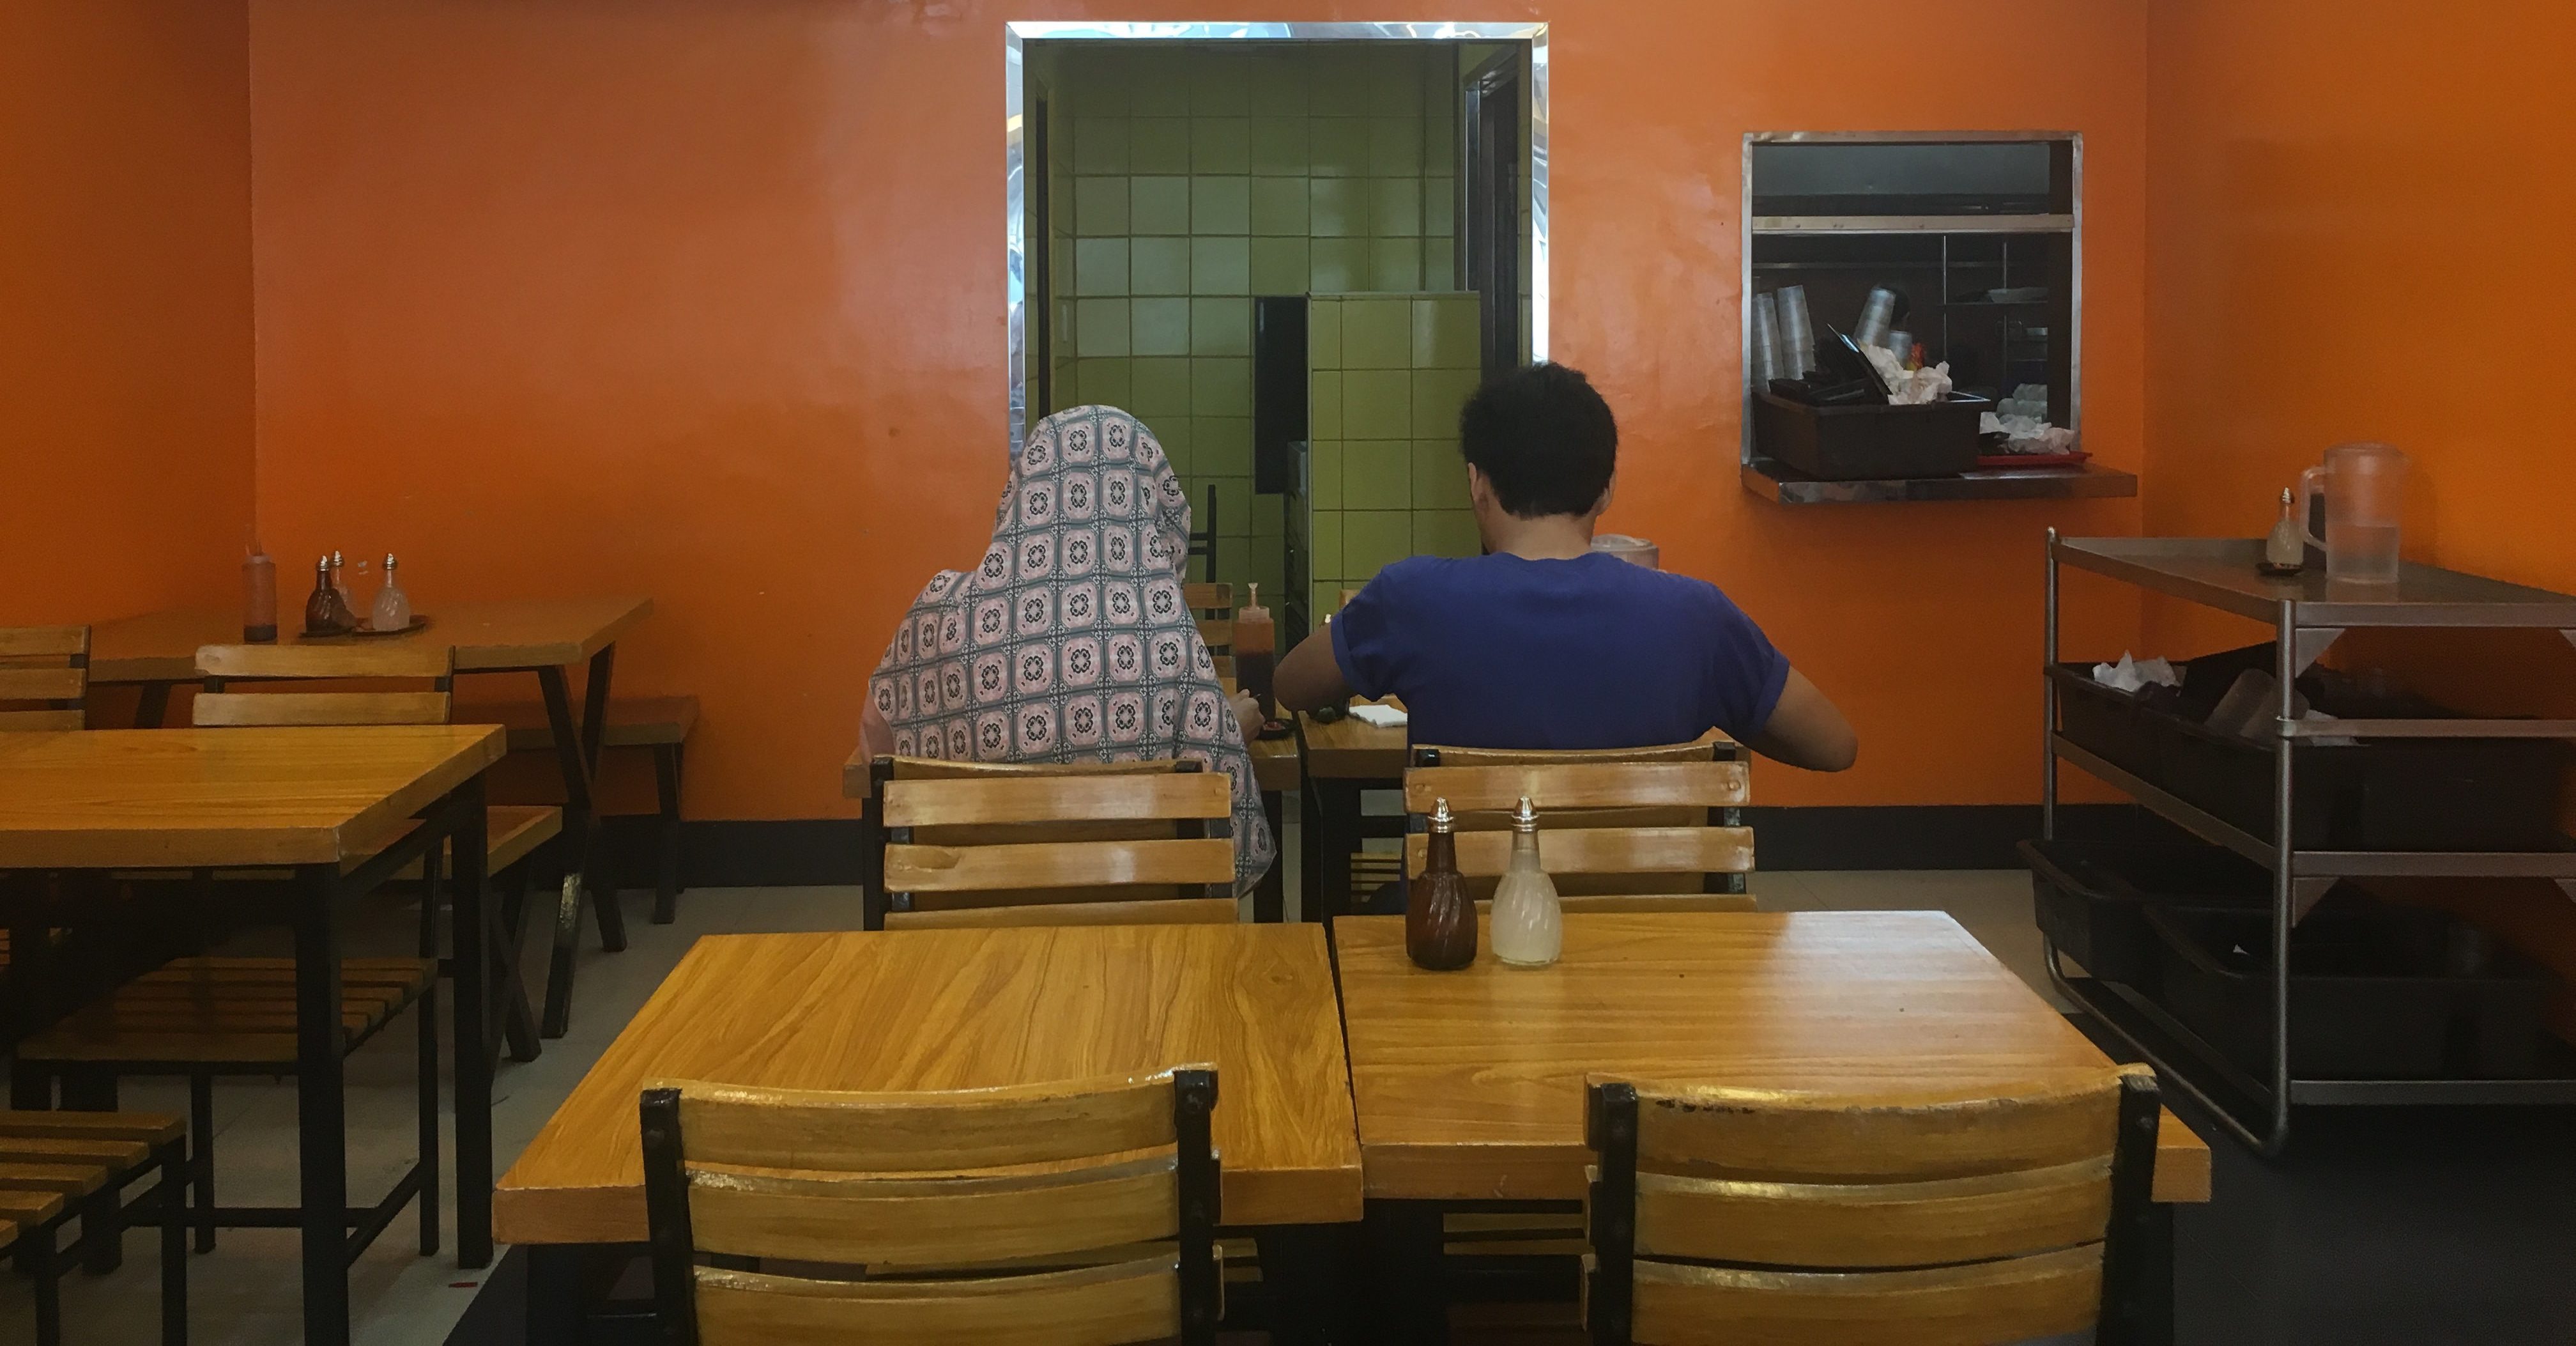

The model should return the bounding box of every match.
[1319,780,1363,923]
[1255,789,1287,922]
[1298,775,1326,925]
[1253,1222,1359,1346]
[525,1242,587,1344]
[1361,1200,1447,1345]
[450,778,495,1269]
[535,646,627,1039]
[293,862,351,1346]
[134,681,172,729]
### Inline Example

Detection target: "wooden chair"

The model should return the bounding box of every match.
[1400,755,1755,913]
[1584,1066,2167,1346]
[0,626,89,732]
[640,1069,1223,1346]
[1184,582,1234,677]
[17,641,558,1253]
[451,694,698,923]
[0,1110,190,1346]
[865,759,1238,930]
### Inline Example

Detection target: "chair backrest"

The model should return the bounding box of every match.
[641,1068,1222,1346]
[1401,756,1753,909]
[1183,582,1235,659]
[1584,1066,2163,1346]
[192,642,455,727]
[0,626,90,732]
[870,762,1237,929]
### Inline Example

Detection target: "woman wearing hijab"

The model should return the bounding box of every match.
[862,405,1276,895]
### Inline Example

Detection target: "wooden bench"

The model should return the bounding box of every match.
[454,695,697,923]
[0,1109,189,1345]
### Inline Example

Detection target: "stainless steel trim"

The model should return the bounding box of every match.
[2050,735,2273,863]
[2052,537,2576,629]
[1003,20,1549,454]
[1749,130,2080,144]
[1749,213,2076,234]
[2280,718,2576,739]
[2043,527,2059,842]
[1744,461,2135,505]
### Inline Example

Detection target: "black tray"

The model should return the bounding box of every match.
[1751,391,1989,481]
[2020,839,2271,987]
[2147,897,2557,1080]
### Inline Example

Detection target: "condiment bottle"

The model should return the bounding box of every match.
[2260,488,2305,576]
[242,541,277,643]
[304,555,354,635]
[1489,796,1562,968]
[1234,583,1277,727]
[371,553,412,631]
[329,550,349,609]
[1407,798,1478,971]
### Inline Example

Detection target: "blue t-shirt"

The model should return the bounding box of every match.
[1330,552,1791,750]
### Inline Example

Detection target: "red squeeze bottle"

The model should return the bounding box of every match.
[1234,584,1277,725]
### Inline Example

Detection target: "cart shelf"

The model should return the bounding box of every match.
[2042,532,2576,1156]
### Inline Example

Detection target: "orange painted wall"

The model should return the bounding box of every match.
[2144,0,2576,1025]
[246,1,2152,819]
[0,2,255,628]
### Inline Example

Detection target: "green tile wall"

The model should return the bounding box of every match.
[1037,42,1462,598]
[1307,291,1483,618]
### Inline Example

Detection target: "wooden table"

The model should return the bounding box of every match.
[495,924,1363,1342]
[90,597,654,1039]
[0,727,506,1346]
[1335,909,2212,1340]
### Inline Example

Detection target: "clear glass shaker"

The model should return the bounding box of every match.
[370,553,411,631]
[1489,796,1562,968]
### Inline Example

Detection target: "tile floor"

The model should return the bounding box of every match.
[9,858,2575,1345]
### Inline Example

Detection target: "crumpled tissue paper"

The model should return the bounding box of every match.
[2092,653,2180,694]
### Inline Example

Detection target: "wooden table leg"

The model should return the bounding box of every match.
[293,863,351,1346]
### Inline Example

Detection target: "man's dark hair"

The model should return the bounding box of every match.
[1457,361,1618,519]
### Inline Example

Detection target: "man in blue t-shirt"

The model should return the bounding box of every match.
[1275,362,1857,771]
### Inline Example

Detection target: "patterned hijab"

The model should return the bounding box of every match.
[868,405,1276,895]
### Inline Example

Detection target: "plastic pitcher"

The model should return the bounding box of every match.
[2299,442,2408,584]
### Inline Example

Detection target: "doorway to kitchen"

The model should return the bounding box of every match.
[1008,22,1545,647]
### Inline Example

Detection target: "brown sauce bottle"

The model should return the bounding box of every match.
[1408,798,1478,970]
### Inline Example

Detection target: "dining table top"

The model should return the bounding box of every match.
[86,596,654,685]
[0,726,505,869]
[1334,910,2212,1205]
[492,922,1364,1245]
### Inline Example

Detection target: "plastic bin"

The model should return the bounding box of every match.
[2146,897,2557,1081]
[1752,391,1989,481]
[2053,649,2565,851]
[2020,839,2271,987]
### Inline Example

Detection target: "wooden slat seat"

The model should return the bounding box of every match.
[0,625,89,733]
[19,957,436,1065]
[0,1108,190,1345]
[450,695,693,923]
[453,694,700,750]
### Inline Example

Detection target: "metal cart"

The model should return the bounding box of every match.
[2043,532,2576,1154]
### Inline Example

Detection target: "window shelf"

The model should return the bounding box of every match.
[1741,458,2136,506]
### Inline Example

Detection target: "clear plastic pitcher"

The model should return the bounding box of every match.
[2299,442,2409,584]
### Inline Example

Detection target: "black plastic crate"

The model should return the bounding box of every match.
[2147,897,2558,1081]
[2020,839,2270,987]
[1752,391,1989,481]
[2056,649,2565,851]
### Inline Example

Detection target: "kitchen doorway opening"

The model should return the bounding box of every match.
[1006,22,1547,644]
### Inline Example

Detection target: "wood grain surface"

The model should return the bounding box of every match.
[493,924,1361,1244]
[1334,912,2211,1205]
[0,727,503,868]
[88,596,652,683]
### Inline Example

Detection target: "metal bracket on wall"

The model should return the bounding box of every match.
[2557,878,2576,906]
[2561,630,2576,651]
[2290,876,2339,924]
[2292,627,2343,675]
